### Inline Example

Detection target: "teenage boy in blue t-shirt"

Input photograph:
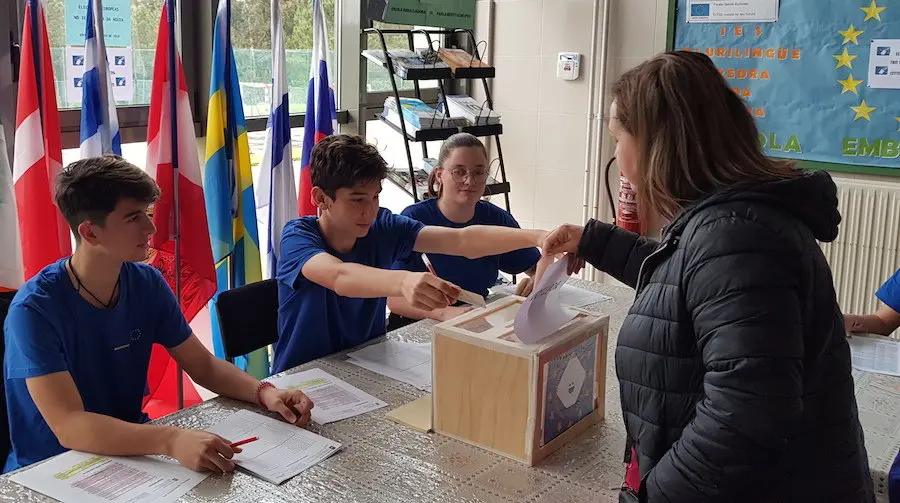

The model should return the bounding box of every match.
[3,156,313,474]
[274,135,548,373]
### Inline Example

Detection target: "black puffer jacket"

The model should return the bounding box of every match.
[579,171,874,502]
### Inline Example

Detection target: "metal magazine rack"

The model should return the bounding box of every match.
[362,28,511,212]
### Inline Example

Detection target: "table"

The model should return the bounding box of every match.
[1,280,898,502]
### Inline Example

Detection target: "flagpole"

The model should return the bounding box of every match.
[167,0,184,411]
[224,0,237,293]
[29,0,43,132]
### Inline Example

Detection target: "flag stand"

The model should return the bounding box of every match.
[166,0,185,411]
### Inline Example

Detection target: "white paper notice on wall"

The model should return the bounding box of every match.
[513,258,578,344]
[687,0,779,23]
[65,46,135,104]
[868,40,900,90]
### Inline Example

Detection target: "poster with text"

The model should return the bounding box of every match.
[675,0,900,170]
[65,0,133,47]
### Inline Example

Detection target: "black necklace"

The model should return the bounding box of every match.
[67,259,120,309]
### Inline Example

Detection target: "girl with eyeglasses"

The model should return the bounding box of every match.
[387,133,542,330]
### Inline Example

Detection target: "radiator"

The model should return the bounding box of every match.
[820,176,900,324]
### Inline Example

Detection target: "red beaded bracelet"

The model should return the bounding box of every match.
[256,381,276,408]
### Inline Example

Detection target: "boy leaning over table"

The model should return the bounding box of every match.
[3,155,313,474]
[273,134,549,373]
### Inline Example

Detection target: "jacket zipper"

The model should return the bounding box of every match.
[635,233,680,295]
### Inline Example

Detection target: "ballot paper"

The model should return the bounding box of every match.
[848,335,900,377]
[500,282,611,308]
[266,368,388,424]
[514,258,578,344]
[206,410,341,484]
[346,340,433,391]
[10,450,207,503]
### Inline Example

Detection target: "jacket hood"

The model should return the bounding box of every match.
[667,170,841,243]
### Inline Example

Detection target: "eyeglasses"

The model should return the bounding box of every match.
[448,168,489,184]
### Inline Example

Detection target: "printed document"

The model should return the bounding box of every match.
[10,451,207,503]
[848,334,900,377]
[267,368,388,424]
[346,340,432,391]
[514,258,578,344]
[206,409,341,484]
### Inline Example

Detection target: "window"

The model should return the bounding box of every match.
[230,0,338,119]
[10,0,353,150]
[45,0,160,110]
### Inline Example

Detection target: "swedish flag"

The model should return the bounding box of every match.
[204,0,268,378]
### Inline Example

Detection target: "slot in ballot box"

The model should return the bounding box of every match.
[432,296,609,465]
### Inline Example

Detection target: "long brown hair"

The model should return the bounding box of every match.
[426,133,488,198]
[611,50,799,219]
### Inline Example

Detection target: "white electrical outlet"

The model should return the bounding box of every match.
[557,52,581,81]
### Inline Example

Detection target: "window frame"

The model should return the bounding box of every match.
[8,0,353,151]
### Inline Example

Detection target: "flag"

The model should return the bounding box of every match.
[204,0,268,379]
[298,0,337,216]
[0,127,23,292]
[143,1,212,418]
[79,0,121,158]
[13,0,71,281]
[256,0,297,279]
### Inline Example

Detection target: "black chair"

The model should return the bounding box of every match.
[214,279,280,363]
[0,290,17,469]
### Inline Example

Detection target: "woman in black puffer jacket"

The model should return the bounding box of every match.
[543,51,874,502]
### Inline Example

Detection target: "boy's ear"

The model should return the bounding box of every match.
[77,221,99,245]
[311,187,330,211]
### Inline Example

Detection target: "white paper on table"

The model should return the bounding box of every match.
[206,410,341,485]
[848,335,900,377]
[267,368,388,424]
[9,450,207,503]
[346,340,432,391]
[514,258,579,344]
[501,283,611,308]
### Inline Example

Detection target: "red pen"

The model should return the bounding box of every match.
[421,254,453,305]
[229,436,258,448]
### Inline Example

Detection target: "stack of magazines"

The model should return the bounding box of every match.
[362,49,449,79]
[382,97,468,132]
[440,95,502,126]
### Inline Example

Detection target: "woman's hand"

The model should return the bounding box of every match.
[542,224,584,256]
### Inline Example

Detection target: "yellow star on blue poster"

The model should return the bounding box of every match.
[839,24,864,45]
[838,74,864,94]
[833,48,857,69]
[861,0,886,22]
[851,100,876,121]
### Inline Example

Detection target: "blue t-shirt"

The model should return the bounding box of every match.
[2,259,192,473]
[877,268,900,313]
[274,208,424,373]
[392,199,540,297]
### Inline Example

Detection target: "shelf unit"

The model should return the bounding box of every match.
[362,28,511,210]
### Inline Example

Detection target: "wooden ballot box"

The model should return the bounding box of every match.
[432,296,609,466]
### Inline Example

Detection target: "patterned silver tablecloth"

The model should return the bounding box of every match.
[1,280,897,503]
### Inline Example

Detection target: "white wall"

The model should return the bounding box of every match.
[482,0,669,231]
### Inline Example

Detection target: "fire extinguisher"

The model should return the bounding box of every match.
[604,157,641,233]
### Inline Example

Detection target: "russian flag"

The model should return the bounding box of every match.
[13,0,72,281]
[298,0,337,216]
[79,0,121,158]
[256,0,297,278]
